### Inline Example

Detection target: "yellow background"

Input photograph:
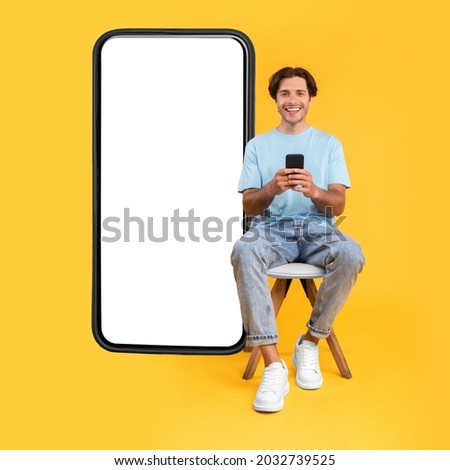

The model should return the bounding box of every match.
[1,0,449,450]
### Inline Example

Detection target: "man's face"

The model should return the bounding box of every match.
[275,76,312,126]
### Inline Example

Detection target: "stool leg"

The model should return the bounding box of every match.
[301,279,352,379]
[242,278,289,380]
[326,329,352,379]
[241,347,262,380]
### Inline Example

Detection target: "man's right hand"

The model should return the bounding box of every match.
[243,169,297,216]
[267,168,298,196]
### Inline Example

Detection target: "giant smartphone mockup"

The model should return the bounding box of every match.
[93,29,255,354]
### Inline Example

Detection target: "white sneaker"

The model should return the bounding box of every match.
[292,335,323,389]
[253,360,289,412]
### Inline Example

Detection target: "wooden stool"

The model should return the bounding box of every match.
[242,263,352,380]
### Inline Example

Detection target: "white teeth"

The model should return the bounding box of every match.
[286,107,300,112]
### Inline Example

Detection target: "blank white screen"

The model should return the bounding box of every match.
[99,36,245,348]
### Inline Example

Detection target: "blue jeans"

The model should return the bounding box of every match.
[230,218,365,346]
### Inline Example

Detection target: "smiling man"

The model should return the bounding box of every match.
[231,67,365,413]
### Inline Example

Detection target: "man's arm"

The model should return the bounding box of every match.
[309,184,346,216]
[242,169,293,217]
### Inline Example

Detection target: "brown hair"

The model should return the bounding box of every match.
[268,67,318,100]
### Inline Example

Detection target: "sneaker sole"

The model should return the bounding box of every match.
[292,352,323,390]
[253,382,290,413]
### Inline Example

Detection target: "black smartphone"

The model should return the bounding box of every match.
[285,153,304,169]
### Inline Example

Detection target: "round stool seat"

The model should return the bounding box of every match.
[267,263,325,280]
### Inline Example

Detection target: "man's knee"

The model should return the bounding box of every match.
[334,240,365,273]
[231,230,264,266]
[230,239,245,266]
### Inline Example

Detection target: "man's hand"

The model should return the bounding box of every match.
[285,168,320,198]
[243,168,308,216]
[286,168,346,216]
[267,168,300,196]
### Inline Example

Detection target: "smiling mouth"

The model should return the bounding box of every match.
[285,107,301,112]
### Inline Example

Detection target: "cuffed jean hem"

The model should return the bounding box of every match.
[307,322,331,339]
[246,334,279,347]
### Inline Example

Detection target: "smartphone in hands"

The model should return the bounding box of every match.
[285,153,304,169]
[285,154,304,189]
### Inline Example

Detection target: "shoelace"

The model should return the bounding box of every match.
[300,343,319,371]
[259,366,284,394]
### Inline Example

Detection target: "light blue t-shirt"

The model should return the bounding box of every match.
[238,127,350,223]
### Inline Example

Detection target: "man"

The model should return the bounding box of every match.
[231,66,365,412]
